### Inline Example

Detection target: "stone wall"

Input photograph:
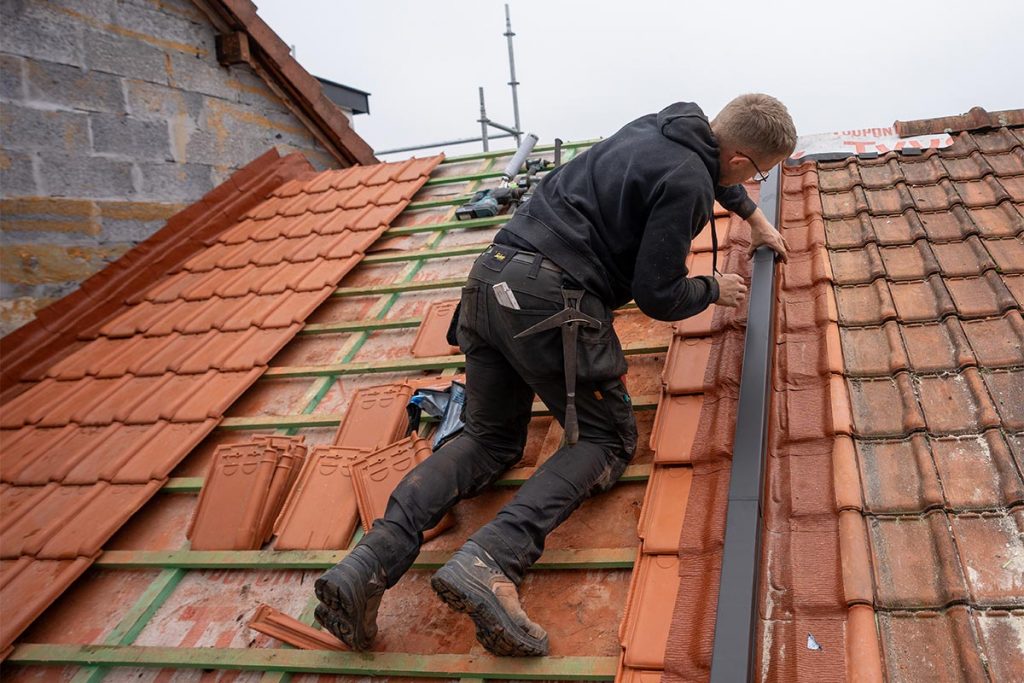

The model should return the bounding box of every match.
[0,0,343,336]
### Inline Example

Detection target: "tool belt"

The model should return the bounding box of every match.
[512,287,602,445]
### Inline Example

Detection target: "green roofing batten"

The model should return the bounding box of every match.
[7,645,619,680]
[93,547,636,571]
[162,464,652,495]
[384,215,508,236]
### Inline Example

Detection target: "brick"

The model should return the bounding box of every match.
[97,200,182,242]
[165,50,236,100]
[0,297,52,338]
[38,152,135,199]
[0,2,83,65]
[136,162,213,201]
[0,149,40,196]
[0,103,90,155]
[83,27,169,84]
[0,54,24,100]
[0,197,100,236]
[111,0,214,53]
[125,80,203,122]
[0,243,131,286]
[25,60,125,114]
[90,113,172,160]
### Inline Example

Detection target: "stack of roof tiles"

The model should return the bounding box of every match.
[0,153,441,653]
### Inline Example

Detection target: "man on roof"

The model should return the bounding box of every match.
[313,93,797,656]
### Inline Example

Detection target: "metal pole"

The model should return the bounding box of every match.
[375,133,515,156]
[478,87,489,152]
[504,4,521,146]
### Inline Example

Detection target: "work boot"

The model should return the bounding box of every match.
[431,540,549,656]
[314,544,387,650]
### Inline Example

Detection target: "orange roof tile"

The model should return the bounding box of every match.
[0,153,442,652]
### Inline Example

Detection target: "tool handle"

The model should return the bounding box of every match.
[501,133,539,182]
[564,401,579,445]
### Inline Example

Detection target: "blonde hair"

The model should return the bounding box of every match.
[712,94,797,159]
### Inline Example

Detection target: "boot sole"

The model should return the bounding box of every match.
[314,567,381,650]
[431,563,549,657]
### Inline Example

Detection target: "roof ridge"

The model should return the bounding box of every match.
[895,106,1024,137]
[0,150,314,397]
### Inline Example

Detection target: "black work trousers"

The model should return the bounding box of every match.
[359,245,637,586]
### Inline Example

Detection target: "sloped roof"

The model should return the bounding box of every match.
[756,109,1024,681]
[0,153,441,655]
[0,138,726,680]
[822,120,1024,682]
[5,107,1019,681]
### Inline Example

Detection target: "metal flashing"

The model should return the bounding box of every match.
[709,168,781,682]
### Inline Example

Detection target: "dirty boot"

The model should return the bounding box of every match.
[431,540,549,656]
[314,544,386,650]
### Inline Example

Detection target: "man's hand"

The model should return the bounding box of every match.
[746,208,789,262]
[715,273,748,308]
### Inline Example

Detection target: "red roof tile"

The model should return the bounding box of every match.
[332,383,414,451]
[273,445,368,550]
[410,300,460,358]
[350,435,454,539]
[817,120,1024,680]
[0,154,442,651]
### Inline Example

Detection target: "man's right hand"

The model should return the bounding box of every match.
[715,273,748,308]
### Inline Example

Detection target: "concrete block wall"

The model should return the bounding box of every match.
[0,0,342,337]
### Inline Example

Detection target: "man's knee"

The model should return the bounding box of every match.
[586,450,630,496]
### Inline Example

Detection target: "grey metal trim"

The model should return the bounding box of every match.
[314,76,370,115]
[709,167,781,682]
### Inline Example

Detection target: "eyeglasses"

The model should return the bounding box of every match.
[737,151,771,183]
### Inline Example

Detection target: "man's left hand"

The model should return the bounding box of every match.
[745,209,789,263]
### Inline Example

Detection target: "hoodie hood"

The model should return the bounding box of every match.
[656,102,721,184]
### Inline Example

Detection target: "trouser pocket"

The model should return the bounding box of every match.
[597,379,638,461]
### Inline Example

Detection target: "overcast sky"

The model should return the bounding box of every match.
[256,0,1023,160]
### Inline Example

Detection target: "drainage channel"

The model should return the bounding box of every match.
[709,166,781,682]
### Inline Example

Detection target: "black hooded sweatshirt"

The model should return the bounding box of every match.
[497,102,757,321]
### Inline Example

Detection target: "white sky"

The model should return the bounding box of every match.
[256,0,1024,161]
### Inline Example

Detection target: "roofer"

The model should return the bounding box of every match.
[313,93,797,656]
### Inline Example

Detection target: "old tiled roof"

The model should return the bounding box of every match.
[198,0,377,166]
[822,122,1024,682]
[0,154,440,653]
[755,114,1024,681]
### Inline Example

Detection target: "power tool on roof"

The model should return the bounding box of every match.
[455,133,542,220]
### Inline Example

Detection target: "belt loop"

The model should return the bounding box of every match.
[527,252,543,279]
